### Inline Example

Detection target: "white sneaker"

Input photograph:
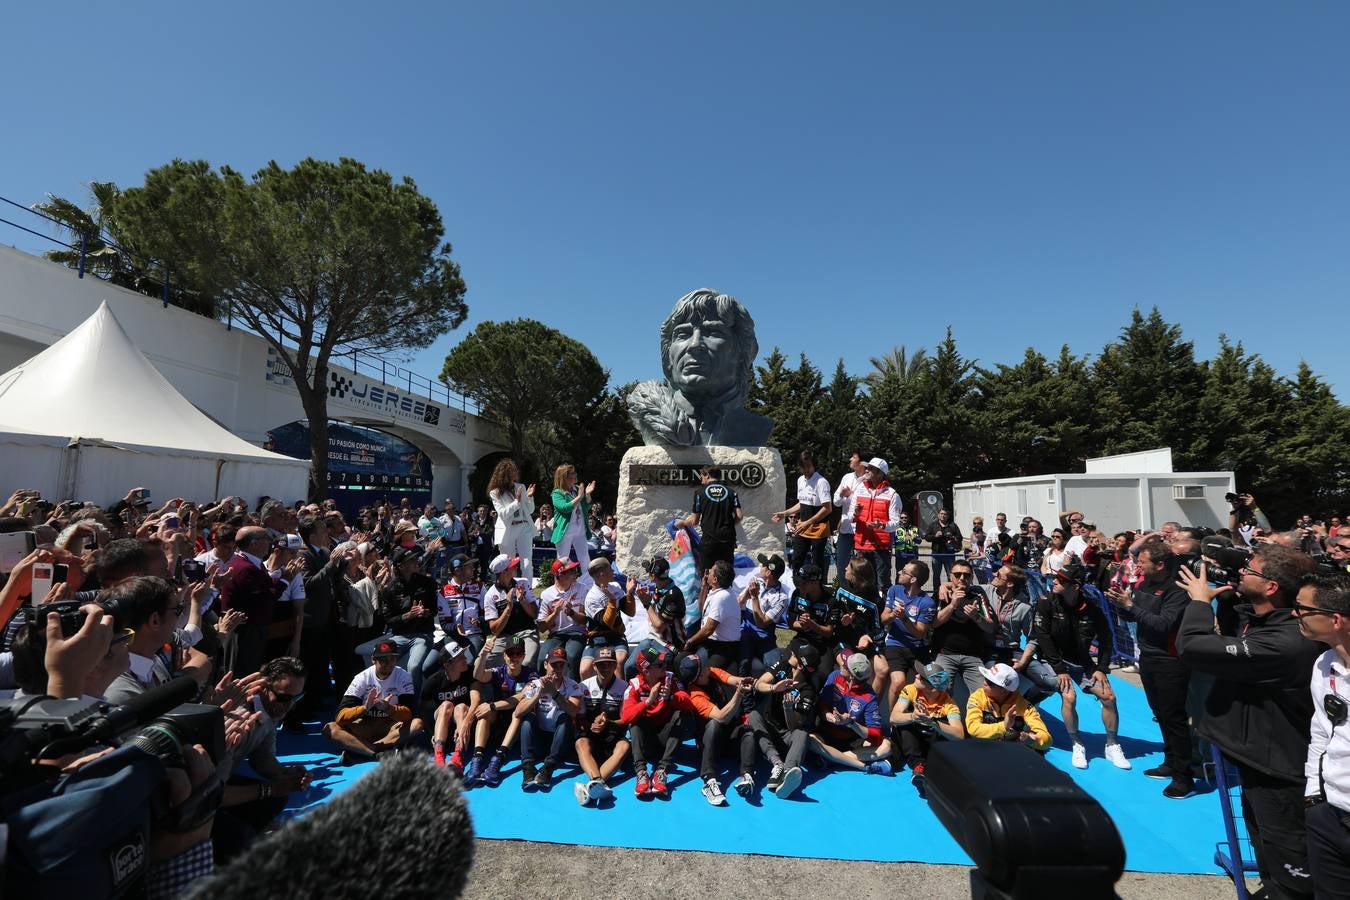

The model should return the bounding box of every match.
[1105,743,1132,770]
[701,777,727,806]
[574,780,593,806]
[1071,743,1088,769]
[733,772,754,797]
[776,765,803,798]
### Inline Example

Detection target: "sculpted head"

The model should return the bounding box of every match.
[659,289,758,403]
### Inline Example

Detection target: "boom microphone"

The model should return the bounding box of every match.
[185,754,475,900]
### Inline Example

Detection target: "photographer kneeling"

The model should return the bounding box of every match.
[1177,544,1319,900]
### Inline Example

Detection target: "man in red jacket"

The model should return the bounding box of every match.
[620,646,700,799]
[852,458,902,593]
[220,526,287,677]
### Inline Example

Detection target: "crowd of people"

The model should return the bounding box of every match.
[2,453,1350,898]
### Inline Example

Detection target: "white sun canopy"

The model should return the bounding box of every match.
[0,301,309,505]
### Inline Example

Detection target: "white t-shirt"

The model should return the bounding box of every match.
[579,674,628,718]
[344,665,415,713]
[537,583,586,634]
[797,471,832,509]
[600,525,616,553]
[522,676,584,731]
[833,471,863,534]
[483,577,534,622]
[1065,534,1089,560]
[584,582,624,620]
[703,588,741,642]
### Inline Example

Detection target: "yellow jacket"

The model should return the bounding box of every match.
[965,687,1051,751]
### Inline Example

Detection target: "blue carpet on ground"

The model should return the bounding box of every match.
[270,679,1225,875]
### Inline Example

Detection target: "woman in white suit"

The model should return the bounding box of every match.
[488,458,536,582]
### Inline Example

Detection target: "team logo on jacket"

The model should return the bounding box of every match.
[705,484,728,502]
[848,699,862,716]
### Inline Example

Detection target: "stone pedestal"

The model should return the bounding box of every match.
[614,445,786,576]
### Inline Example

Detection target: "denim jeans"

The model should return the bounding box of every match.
[859,549,893,593]
[935,651,987,710]
[540,632,586,681]
[835,532,855,584]
[519,715,576,766]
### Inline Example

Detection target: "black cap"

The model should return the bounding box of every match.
[757,553,785,577]
[646,557,670,577]
[798,563,823,582]
[793,645,822,672]
[1056,558,1087,585]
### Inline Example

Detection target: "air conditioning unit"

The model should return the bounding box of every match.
[1171,484,1205,500]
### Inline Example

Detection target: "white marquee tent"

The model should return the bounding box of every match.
[0,301,309,505]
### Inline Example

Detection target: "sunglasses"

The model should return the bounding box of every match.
[268,686,306,704]
[1293,602,1341,619]
[951,571,972,579]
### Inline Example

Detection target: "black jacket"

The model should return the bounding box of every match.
[1127,576,1188,658]
[1177,602,1323,782]
[301,546,345,629]
[1033,594,1113,675]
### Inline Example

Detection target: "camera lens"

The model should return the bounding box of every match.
[124,722,185,766]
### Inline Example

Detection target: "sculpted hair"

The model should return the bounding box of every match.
[658,288,759,398]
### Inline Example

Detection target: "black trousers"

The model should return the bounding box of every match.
[1236,762,1315,899]
[1139,653,1192,777]
[297,623,333,714]
[790,535,828,576]
[629,712,683,771]
[1307,801,1350,899]
[895,722,939,770]
[701,717,756,780]
[699,539,735,576]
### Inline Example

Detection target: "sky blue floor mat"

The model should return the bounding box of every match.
[272,678,1224,874]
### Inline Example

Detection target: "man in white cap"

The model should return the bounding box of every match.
[482,553,539,669]
[965,661,1051,752]
[808,652,893,775]
[851,457,902,593]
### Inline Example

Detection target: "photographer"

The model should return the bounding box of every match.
[1177,544,1319,900]
[1107,540,1195,798]
[105,577,212,705]
[1227,491,1272,548]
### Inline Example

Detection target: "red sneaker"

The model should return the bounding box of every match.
[652,768,669,797]
[434,746,446,767]
[635,768,651,798]
[448,749,464,772]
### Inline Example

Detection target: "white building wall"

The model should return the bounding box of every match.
[0,245,506,505]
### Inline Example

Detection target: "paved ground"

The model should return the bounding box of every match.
[462,839,1254,899]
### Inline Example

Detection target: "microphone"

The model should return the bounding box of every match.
[185,753,475,900]
[90,676,198,742]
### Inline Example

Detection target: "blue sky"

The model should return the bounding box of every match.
[4,2,1348,397]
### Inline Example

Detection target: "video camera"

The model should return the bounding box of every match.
[1178,536,1251,588]
[0,678,224,793]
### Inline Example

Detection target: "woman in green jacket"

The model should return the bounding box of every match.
[551,463,596,566]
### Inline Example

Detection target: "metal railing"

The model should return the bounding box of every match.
[0,192,479,415]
